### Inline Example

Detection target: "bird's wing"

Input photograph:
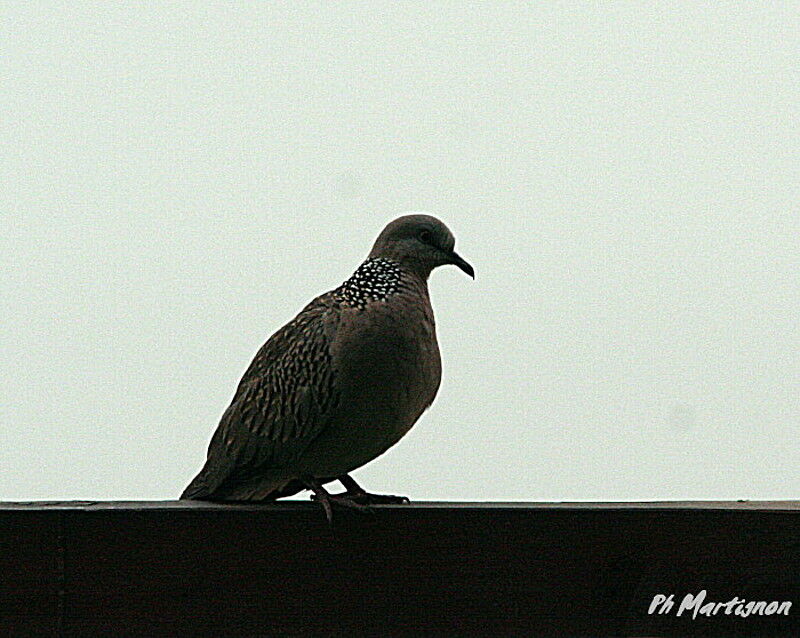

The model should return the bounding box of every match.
[182,295,341,499]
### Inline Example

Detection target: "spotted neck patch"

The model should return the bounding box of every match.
[335,258,402,309]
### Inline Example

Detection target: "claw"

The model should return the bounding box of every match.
[336,474,410,505]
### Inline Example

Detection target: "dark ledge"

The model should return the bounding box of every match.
[2,501,799,637]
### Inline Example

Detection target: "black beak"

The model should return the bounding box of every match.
[448,251,475,279]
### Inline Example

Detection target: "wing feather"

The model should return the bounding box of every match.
[181,294,341,499]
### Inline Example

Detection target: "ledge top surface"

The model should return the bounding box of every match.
[1,500,798,511]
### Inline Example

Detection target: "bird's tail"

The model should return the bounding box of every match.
[180,467,299,501]
[180,471,212,500]
[180,453,230,500]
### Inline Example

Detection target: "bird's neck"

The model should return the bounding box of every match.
[336,258,428,309]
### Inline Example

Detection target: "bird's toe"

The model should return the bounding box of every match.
[348,493,410,505]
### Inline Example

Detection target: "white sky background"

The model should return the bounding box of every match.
[2,3,798,501]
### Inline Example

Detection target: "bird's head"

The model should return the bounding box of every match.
[368,214,474,281]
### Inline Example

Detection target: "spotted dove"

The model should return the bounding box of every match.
[181,214,473,520]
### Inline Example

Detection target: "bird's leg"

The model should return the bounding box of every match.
[337,474,410,504]
[304,476,371,520]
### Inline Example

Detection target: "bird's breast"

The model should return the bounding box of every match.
[332,291,441,427]
[296,288,442,476]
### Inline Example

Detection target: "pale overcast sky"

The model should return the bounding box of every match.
[2,2,798,501]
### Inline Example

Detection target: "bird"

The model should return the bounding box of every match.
[181,214,473,521]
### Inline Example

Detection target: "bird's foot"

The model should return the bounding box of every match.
[310,491,409,512]
[340,491,410,505]
[304,474,410,522]
[335,474,410,505]
[312,492,374,513]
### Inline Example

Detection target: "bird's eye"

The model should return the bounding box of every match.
[418,229,433,244]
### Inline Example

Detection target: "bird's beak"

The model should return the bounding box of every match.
[447,251,475,279]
